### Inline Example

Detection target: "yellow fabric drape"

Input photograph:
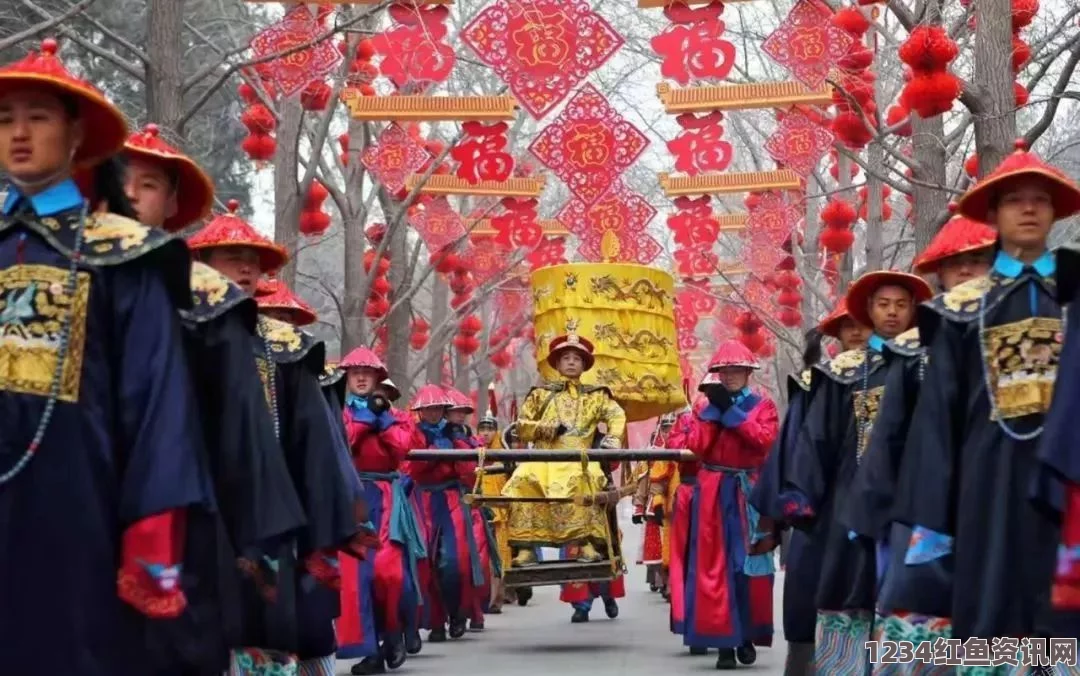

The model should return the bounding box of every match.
[479,430,511,567]
[502,380,627,547]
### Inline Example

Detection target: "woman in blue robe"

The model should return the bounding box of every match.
[0,40,210,676]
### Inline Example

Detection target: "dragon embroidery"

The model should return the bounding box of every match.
[593,322,673,357]
[589,275,671,309]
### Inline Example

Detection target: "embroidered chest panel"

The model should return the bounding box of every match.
[853,385,885,461]
[0,264,91,402]
[255,355,275,409]
[982,316,1063,420]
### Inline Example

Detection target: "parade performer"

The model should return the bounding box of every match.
[0,39,210,676]
[404,385,482,643]
[843,209,995,675]
[255,278,318,327]
[641,414,677,595]
[123,123,308,675]
[190,204,366,676]
[785,269,932,673]
[667,399,703,655]
[445,386,497,630]
[336,347,425,675]
[502,331,627,569]
[476,392,511,613]
[500,418,536,607]
[559,424,627,623]
[896,141,1077,648]
[672,341,779,670]
[749,300,868,676]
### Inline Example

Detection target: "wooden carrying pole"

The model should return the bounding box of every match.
[405,448,695,462]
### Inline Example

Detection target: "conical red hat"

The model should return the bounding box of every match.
[445,387,474,412]
[845,270,934,331]
[410,384,454,411]
[546,333,596,371]
[818,298,856,338]
[188,199,288,274]
[124,124,214,232]
[707,340,760,371]
[0,39,127,168]
[339,346,387,379]
[255,278,317,326]
[957,139,1080,222]
[912,211,996,274]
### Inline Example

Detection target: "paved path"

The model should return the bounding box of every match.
[339,502,788,675]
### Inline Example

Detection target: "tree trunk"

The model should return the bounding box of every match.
[425,278,449,385]
[799,192,820,327]
[273,99,304,287]
[341,118,368,352]
[385,201,412,382]
[145,0,186,134]
[972,0,1019,174]
[864,141,885,271]
[910,112,950,252]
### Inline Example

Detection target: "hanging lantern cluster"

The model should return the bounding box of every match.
[446,260,475,311]
[363,244,391,324]
[238,85,276,164]
[830,6,876,149]
[454,314,482,357]
[734,311,766,355]
[487,326,514,370]
[857,184,893,222]
[299,180,331,237]
[773,259,803,328]
[344,38,378,97]
[819,197,858,255]
[300,80,331,111]
[409,317,430,351]
[898,25,962,119]
[1011,0,1038,105]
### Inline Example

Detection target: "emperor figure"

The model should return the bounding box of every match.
[502,328,627,566]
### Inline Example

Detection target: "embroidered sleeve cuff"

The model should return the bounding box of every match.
[778,490,815,520]
[904,526,954,565]
[698,404,725,423]
[118,509,186,618]
[305,551,342,590]
[720,406,748,428]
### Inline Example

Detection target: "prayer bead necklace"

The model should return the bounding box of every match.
[855,347,871,464]
[257,317,281,440]
[1,206,87,485]
[977,291,1043,441]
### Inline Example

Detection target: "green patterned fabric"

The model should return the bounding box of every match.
[815,610,873,673]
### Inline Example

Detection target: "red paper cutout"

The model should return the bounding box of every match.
[527,237,568,270]
[462,0,624,119]
[249,6,343,98]
[491,198,542,249]
[463,237,515,285]
[529,84,649,205]
[764,110,835,177]
[667,112,734,176]
[361,123,431,193]
[409,197,467,251]
[762,0,854,89]
[680,279,719,314]
[674,247,719,277]
[667,196,721,248]
[451,121,514,184]
[371,3,455,92]
[557,181,660,264]
[650,3,736,85]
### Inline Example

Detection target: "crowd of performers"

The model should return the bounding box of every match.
[5,37,1080,676]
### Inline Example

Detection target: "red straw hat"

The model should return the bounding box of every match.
[445,387,475,413]
[410,384,454,411]
[845,270,934,330]
[912,205,997,274]
[546,332,596,371]
[124,124,215,232]
[255,278,317,327]
[707,340,760,371]
[818,298,857,338]
[188,200,288,274]
[957,139,1080,222]
[0,38,127,168]
[339,346,388,381]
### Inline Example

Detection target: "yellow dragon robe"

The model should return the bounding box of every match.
[502,379,627,548]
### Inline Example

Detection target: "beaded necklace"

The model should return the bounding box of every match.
[1,204,88,485]
[257,316,282,441]
[854,346,872,464]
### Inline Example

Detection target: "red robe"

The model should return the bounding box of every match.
[666,409,701,635]
[669,395,778,648]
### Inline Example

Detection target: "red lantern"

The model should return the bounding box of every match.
[453,334,480,356]
[459,314,483,335]
[300,81,332,111]
[779,307,802,328]
[409,331,429,351]
[365,295,390,319]
[241,133,276,162]
[819,226,855,254]
[1011,0,1039,30]
[832,7,870,37]
[734,311,762,334]
[449,271,473,295]
[738,329,766,354]
[885,105,912,137]
[1014,81,1030,106]
[489,350,512,369]
[821,199,857,229]
[299,210,331,237]
[371,275,391,296]
[777,289,803,307]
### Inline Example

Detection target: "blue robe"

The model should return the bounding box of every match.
[0,181,209,676]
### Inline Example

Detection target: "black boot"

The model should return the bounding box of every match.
[405,630,422,655]
[427,627,446,643]
[735,642,757,665]
[351,657,385,675]
[689,646,708,656]
[448,617,467,639]
[570,607,590,623]
[715,649,737,670]
[382,638,406,670]
[516,586,533,606]
[603,597,619,619]
[469,618,484,631]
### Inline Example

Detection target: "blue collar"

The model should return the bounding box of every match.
[731,386,752,405]
[3,179,84,217]
[345,392,367,409]
[867,334,886,353]
[993,249,1055,279]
